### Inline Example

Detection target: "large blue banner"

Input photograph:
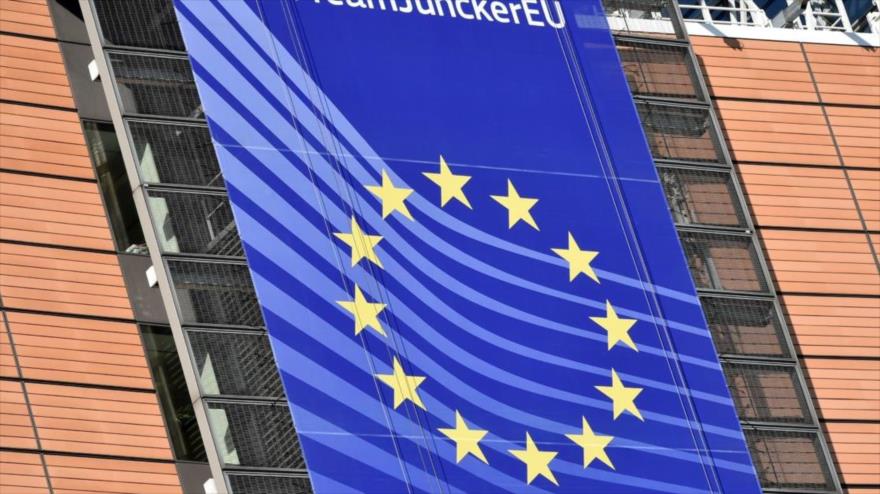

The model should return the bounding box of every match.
[173,1,760,492]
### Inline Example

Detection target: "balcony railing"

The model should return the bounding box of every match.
[604,0,880,36]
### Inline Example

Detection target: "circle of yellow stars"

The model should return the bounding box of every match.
[332,155,644,486]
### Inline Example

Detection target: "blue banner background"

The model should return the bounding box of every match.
[173,1,761,492]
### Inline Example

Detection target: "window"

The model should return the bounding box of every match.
[147,190,242,257]
[701,297,789,358]
[109,53,201,118]
[227,474,312,494]
[659,167,746,228]
[93,0,186,51]
[636,102,723,163]
[724,363,811,424]
[206,401,305,469]
[187,330,284,398]
[617,40,702,100]
[82,121,147,254]
[167,260,263,327]
[744,429,836,491]
[128,120,223,187]
[141,325,207,462]
[680,231,768,293]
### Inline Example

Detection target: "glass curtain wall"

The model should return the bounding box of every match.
[81,1,311,492]
[606,1,841,492]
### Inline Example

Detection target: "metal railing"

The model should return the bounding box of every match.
[606,0,880,35]
[679,0,772,28]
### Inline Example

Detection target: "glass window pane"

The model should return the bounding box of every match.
[167,261,263,327]
[109,53,201,118]
[701,297,789,358]
[659,167,746,227]
[636,102,723,163]
[140,325,207,462]
[206,401,305,469]
[187,330,283,398]
[93,0,185,51]
[617,40,701,100]
[82,121,147,254]
[227,474,312,494]
[724,363,811,424]
[128,121,223,187]
[745,429,835,491]
[147,190,242,257]
[680,231,768,293]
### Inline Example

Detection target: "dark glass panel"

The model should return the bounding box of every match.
[82,121,147,254]
[93,0,185,50]
[141,325,207,462]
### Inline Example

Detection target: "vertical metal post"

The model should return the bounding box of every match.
[76,1,230,492]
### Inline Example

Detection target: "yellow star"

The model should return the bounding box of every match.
[376,357,426,410]
[565,417,615,469]
[423,155,472,208]
[333,216,383,268]
[438,411,488,464]
[551,232,600,283]
[366,170,414,220]
[590,301,638,351]
[596,369,644,421]
[337,284,387,337]
[491,179,539,230]
[508,432,558,486]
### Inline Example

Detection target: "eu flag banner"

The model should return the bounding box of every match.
[173,1,761,492]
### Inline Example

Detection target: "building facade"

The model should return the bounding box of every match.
[0,0,877,493]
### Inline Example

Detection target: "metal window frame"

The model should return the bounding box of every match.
[78,1,295,490]
[103,49,202,120]
[741,426,840,494]
[634,98,729,165]
[123,118,225,191]
[225,471,313,494]
[678,227,772,295]
[89,0,188,55]
[614,36,706,103]
[698,293,792,362]
[616,3,843,492]
[184,327,285,400]
[163,257,264,329]
[144,187,243,258]
[202,398,307,474]
[656,163,749,230]
[721,360,818,428]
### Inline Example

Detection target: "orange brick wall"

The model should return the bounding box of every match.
[0,1,182,493]
[694,35,880,494]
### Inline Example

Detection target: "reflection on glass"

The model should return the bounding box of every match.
[82,121,147,254]
[129,121,223,187]
[141,325,207,462]
[187,330,283,397]
[206,402,304,469]
[147,191,242,256]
